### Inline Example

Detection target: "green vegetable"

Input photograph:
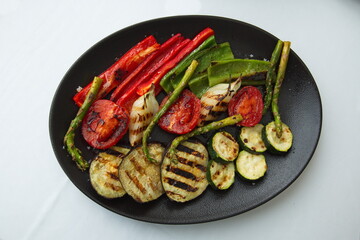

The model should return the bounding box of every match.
[207,59,270,87]
[262,121,293,154]
[171,42,234,89]
[142,60,199,163]
[239,124,267,154]
[236,150,267,181]
[160,36,216,93]
[188,73,208,98]
[263,40,284,115]
[166,114,243,163]
[272,41,291,137]
[207,160,235,190]
[64,76,103,171]
[208,131,239,163]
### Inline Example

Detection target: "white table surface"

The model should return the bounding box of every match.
[1,0,359,239]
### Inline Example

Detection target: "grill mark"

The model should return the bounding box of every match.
[128,154,145,175]
[104,182,122,191]
[129,125,147,134]
[125,170,147,194]
[166,165,197,181]
[165,190,186,200]
[223,132,236,142]
[164,177,198,192]
[107,172,119,180]
[176,155,206,172]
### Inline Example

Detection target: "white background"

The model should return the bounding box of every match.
[1,0,359,239]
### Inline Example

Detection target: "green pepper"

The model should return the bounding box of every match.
[160,35,216,93]
[171,42,234,89]
[188,73,209,98]
[207,59,270,87]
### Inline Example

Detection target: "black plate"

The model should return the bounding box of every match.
[49,15,322,224]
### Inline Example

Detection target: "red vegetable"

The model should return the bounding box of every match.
[136,27,215,96]
[228,86,264,127]
[73,35,160,107]
[112,35,190,111]
[158,89,201,134]
[81,100,129,149]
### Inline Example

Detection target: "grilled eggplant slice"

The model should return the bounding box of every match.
[161,141,208,202]
[118,143,165,203]
[89,152,126,199]
[207,160,235,190]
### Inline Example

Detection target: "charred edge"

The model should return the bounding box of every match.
[107,172,119,181]
[163,177,198,192]
[129,125,148,135]
[166,165,197,181]
[125,170,147,194]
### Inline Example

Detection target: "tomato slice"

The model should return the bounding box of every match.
[159,89,201,134]
[228,86,264,127]
[82,100,129,149]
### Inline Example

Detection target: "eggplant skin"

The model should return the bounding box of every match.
[89,152,126,199]
[119,143,165,203]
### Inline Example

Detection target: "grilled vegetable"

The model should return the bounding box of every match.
[64,77,103,171]
[142,60,198,163]
[158,89,201,134]
[272,41,291,137]
[129,85,159,146]
[81,99,130,149]
[208,131,239,163]
[239,124,267,154]
[263,40,284,115]
[236,150,267,181]
[159,28,216,93]
[198,77,242,126]
[207,160,235,190]
[262,121,293,154]
[166,114,243,164]
[89,152,127,199]
[73,35,159,107]
[207,59,270,87]
[228,86,264,127]
[118,143,165,203]
[109,145,131,155]
[161,141,208,202]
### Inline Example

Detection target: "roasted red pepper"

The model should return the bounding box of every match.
[112,35,190,111]
[72,35,160,107]
[136,27,215,96]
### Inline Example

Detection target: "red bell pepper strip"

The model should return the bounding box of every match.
[113,36,191,111]
[110,33,185,102]
[136,27,215,96]
[72,35,160,107]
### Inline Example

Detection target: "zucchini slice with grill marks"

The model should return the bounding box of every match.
[90,152,127,199]
[207,160,235,190]
[262,121,293,154]
[236,150,267,181]
[161,141,208,203]
[208,131,239,163]
[239,124,267,154]
[118,143,165,203]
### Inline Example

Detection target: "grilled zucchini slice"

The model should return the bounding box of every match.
[208,131,239,163]
[207,160,235,190]
[118,143,165,203]
[236,150,267,181]
[262,121,293,154]
[239,124,267,154]
[89,152,126,199]
[161,141,208,202]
